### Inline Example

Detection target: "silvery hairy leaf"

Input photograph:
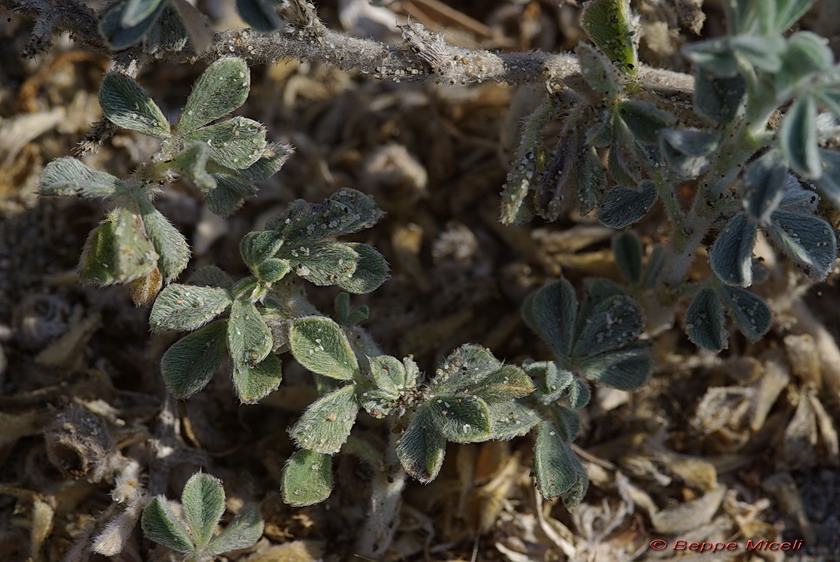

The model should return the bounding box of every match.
[659,128,721,178]
[577,43,621,101]
[522,280,578,360]
[577,343,652,390]
[39,157,125,199]
[573,294,646,359]
[598,181,657,229]
[396,406,446,483]
[182,117,267,170]
[429,344,502,396]
[487,402,541,439]
[161,320,228,399]
[227,298,273,369]
[742,150,788,225]
[709,213,757,286]
[684,288,728,351]
[470,365,534,403]
[533,421,589,501]
[777,32,833,94]
[181,473,225,549]
[99,73,170,137]
[188,265,234,289]
[269,189,385,245]
[240,231,284,270]
[203,504,263,555]
[368,355,406,397]
[717,286,772,341]
[233,354,282,404]
[172,143,216,191]
[336,243,390,294]
[290,384,359,454]
[150,284,231,332]
[814,149,840,210]
[781,97,821,178]
[139,201,190,283]
[289,317,360,380]
[766,210,837,281]
[281,450,332,507]
[141,496,194,553]
[427,395,493,443]
[178,58,251,133]
[284,242,358,286]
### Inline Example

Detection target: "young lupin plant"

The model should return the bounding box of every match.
[22,0,840,558]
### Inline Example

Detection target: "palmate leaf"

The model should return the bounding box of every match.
[79,206,159,285]
[289,317,359,380]
[289,384,359,454]
[281,450,333,507]
[181,473,225,550]
[99,73,170,137]
[150,284,231,332]
[709,213,757,287]
[396,406,446,483]
[39,157,125,198]
[178,58,251,133]
[161,320,228,399]
[684,288,728,352]
[141,497,194,553]
[533,422,588,502]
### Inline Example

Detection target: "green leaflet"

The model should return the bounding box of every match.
[178,58,251,133]
[172,142,216,191]
[150,284,232,333]
[139,200,190,283]
[79,206,159,285]
[181,473,225,549]
[236,0,284,32]
[612,231,643,285]
[533,421,589,501]
[427,395,493,443]
[227,298,273,369]
[141,497,194,553]
[232,353,282,404]
[396,406,446,483]
[282,450,333,507]
[289,384,359,454]
[203,504,264,555]
[289,317,360,380]
[336,243,390,294]
[182,117,267,170]
[99,73,170,137]
[368,355,407,396]
[160,321,228,399]
[430,344,502,395]
[39,157,125,199]
[580,0,638,75]
[100,0,168,50]
[685,288,728,352]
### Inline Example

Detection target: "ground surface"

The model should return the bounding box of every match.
[2,1,840,561]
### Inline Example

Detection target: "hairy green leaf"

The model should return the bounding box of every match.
[181,473,225,549]
[236,0,284,32]
[99,73,170,137]
[204,504,263,555]
[161,321,228,399]
[693,70,745,125]
[289,317,359,380]
[336,243,390,294]
[79,207,158,285]
[613,231,643,285]
[285,242,358,286]
[576,43,621,101]
[139,201,190,283]
[598,182,657,229]
[233,353,282,404]
[290,384,359,454]
[369,355,406,396]
[100,0,167,50]
[718,286,772,341]
[172,142,216,191]
[188,265,234,289]
[522,280,578,360]
[577,344,652,390]
[430,344,502,395]
[122,0,166,26]
[577,145,608,215]
[743,151,788,225]
[533,422,588,500]
[39,157,125,198]
[581,0,638,75]
[428,395,492,443]
[396,406,446,483]
[238,142,293,181]
[685,288,728,351]
[228,298,273,369]
[574,294,645,358]
[616,100,676,144]
[774,0,816,32]
[150,284,231,332]
[709,213,757,286]
[178,58,251,133]
[471,365,534,403]
[781,97,821,178]
[141,496,194,552]
[183,117,267,169]
[281,450,333,507]
[240,231,284,270]
[254,259,291,284]
[766,210,837,281]
[487,401,540,440]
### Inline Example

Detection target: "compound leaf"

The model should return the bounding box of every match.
[141,496,194,553]
[150,284,231,332]
[233,353,282,404]
[709,213,757,286]
[178,57,251,133]
[718,286,772,341]
[290,384,358,454]
[684,288,727,351]
[181,473,224,549]
[281,450,332,507]
[161,320,228,399]
[39,157,125,198]
[99,73,170,137]
[289,317,359,380]
[396,406,446,483]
